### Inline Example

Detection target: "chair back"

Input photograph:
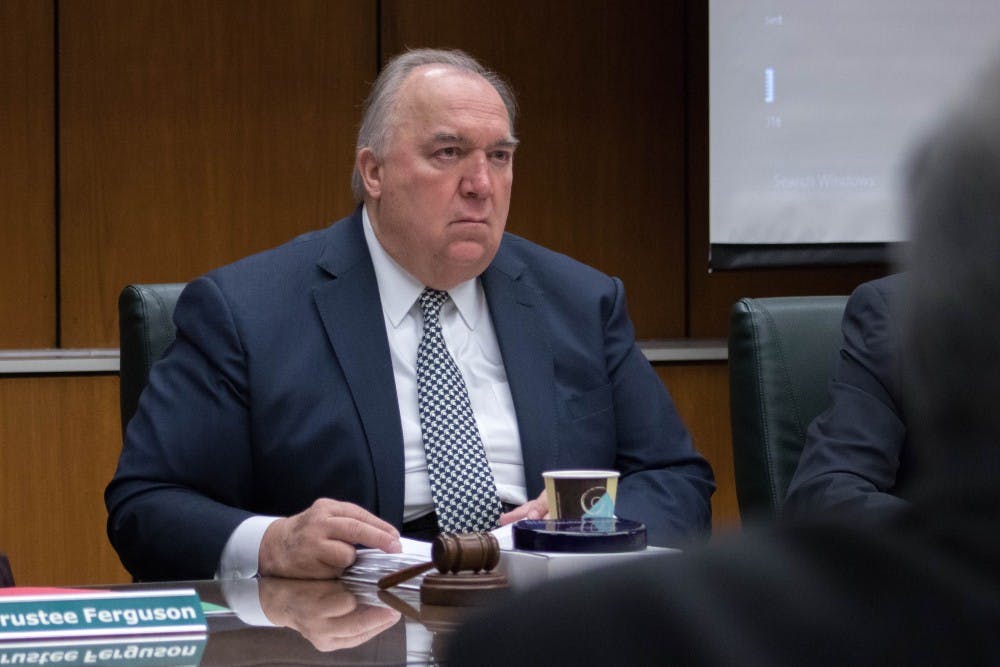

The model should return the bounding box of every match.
[118,283,186,438]
[728,295,848,521]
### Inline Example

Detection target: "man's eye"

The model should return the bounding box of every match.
[436,147,460,159]
[490,150,512,163]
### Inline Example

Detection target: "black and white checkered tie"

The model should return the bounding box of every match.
[416,288,502,533]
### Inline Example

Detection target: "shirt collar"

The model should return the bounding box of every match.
[362,205,482,330]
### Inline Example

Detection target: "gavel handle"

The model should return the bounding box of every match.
[377,560,436,589]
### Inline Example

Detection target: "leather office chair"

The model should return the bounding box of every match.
[118,283,186,438]
[728,295,848,522]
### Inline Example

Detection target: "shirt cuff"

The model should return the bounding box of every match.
[219,578,276,627]
[216,515,279,579]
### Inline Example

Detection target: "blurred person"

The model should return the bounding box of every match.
[448,53,1000,666]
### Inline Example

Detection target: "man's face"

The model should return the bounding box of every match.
[359,66,516,289]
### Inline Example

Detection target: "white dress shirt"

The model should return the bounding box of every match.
[363,207,526,520]
[217,206,525,577]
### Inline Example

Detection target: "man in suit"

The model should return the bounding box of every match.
[105,48,714,581]
[448,53,1000,667]
[783,273,913,521]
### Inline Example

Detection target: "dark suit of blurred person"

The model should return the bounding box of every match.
[784,273,914,521]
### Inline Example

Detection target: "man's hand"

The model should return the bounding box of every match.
[498,490,549,526]
[258,498,402,579]
[259,577,401,652]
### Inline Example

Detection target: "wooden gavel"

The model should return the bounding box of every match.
[377,532,501,589]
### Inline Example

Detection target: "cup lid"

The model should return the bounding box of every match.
[542,469,620,479]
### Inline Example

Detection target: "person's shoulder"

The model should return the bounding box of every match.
[191,212,359,310]
[496,232,611,287]
[205,212,360,286]
[209,224,334,279]
[854,273,906,300]
[848,273,907,314]
[841,274,908,360]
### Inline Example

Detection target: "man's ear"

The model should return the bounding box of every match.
[356,148,383,199]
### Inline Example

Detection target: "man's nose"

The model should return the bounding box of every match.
[461,153,492,198]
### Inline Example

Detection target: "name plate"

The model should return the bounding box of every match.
[0,635,206,666]
[0,589,206,641]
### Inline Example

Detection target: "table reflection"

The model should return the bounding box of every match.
[256,577,401,652]
[203,576,455,666]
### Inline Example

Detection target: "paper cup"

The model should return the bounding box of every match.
[542,470,620,519]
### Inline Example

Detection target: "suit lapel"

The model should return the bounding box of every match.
[483,250,557,498]
[311,214,405,526]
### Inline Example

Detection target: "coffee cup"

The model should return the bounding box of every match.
[542,470,620,520]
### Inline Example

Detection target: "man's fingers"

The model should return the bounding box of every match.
[313,499,400,541]
[258,499,403,578]
[323,514,402,554]
[498,505,530,525]
[498,491,550,525]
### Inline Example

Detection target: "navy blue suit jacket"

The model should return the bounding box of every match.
[106,209,714,580]
[784,274,913,521]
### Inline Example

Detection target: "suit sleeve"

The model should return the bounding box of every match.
[105,276,258,581]
[784,280,909,521]
[603,278,715,546]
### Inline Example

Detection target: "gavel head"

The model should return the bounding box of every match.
[431,532,501,575]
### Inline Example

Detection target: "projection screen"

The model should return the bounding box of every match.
[709,1,1000,269]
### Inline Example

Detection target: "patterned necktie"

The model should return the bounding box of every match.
[416,288,502,533]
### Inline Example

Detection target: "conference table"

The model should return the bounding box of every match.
[107,576,474,666]
[7,531,671,665]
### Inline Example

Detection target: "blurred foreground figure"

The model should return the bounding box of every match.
[448,56,1000,666]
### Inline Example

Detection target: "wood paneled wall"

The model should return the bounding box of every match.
[0,0,56,348]
[0,0,889,583]
[5,0,886,348]
[58,0,375,347]
[657,363,739,534]
[0,375,128,585]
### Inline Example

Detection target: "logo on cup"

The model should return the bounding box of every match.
[543,470,620,520]
[580,485,606,512]
[581,485,615,518]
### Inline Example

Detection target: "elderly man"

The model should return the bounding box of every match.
[106,48,714,582]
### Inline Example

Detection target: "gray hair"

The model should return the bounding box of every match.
[351,48,518,202]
